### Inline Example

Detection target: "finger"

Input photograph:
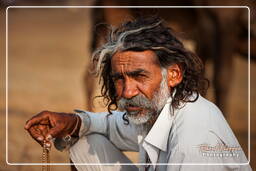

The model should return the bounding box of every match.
[35,126,52,148]
[45,126,63,141]
[24,112,49,130]
[28,126,44,146]
[33,125,52,148]
[44,140,52,149]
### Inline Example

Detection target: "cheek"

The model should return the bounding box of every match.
[137,80,161,99]
[141,69,163,99]
[145,76,163,98]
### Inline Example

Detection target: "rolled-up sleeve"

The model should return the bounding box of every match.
[78,110,139,151]
[54,110,139,152]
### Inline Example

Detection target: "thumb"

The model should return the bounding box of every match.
[45,127,61,141]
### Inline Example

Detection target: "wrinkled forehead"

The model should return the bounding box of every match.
[111,50,160,73]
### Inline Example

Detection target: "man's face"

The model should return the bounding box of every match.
[111,50,168,124]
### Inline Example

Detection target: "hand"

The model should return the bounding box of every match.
[24,110,81,148]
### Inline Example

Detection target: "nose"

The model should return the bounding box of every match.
[122,78,139,99]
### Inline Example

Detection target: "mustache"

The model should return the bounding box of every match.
[118,94,153,110]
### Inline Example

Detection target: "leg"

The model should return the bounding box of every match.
[69,134,138,171]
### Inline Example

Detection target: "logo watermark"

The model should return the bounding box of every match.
[197,143,241,158]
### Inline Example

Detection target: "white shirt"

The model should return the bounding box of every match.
[56,95,252,171]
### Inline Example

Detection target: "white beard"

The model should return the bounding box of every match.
[118,69,170,125]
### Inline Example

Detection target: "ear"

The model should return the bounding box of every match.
[167,64,183,88]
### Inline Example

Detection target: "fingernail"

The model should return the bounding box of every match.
[46,135,52,141]
[37,136,43,141]
[46,142,51,148]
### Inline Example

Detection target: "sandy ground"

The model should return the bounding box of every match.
[0,8,255,171]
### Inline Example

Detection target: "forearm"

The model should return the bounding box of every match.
[77,110,110,137]
[53,110,106,152]
[54,110,139,152]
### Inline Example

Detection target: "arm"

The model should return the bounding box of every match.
[55,110,139,152]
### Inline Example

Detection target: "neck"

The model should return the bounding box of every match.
[137,110,159,136]
[135,122,150,138]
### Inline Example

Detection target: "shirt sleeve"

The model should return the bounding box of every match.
[54,110,139,152]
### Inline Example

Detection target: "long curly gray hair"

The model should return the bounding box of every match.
[92,16,209,113]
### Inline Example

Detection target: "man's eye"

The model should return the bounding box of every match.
[112,76,124,81]
[136,74,147,78]
[134,74,147,81]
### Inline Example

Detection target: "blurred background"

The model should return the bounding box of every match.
[0,0,255,170]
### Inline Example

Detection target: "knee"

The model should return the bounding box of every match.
[69,134,110,159]
[87,134,109,146]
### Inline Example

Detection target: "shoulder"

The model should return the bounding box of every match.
[175,94,223,133]
[173,95,238,148]
[168,96,248,164]
[181,94,221,120]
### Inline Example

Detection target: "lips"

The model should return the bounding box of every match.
[126,106,141,111]
[125,104,141,111]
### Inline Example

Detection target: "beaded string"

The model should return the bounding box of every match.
[42,141,50,171]
[41,114,79,171]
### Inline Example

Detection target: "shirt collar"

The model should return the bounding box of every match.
[144,97,174,151]
[142,93,198,151]
[142,97,175,166]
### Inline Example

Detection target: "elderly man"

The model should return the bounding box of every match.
[25,17,251,171]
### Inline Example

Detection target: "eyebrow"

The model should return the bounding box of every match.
[111,69,149,78]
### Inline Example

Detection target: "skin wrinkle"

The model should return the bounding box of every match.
[118,68,170,126]
[24,17,212,162]
[94,17,207,118]
[112,50,171,126]
[112,50,162,100]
